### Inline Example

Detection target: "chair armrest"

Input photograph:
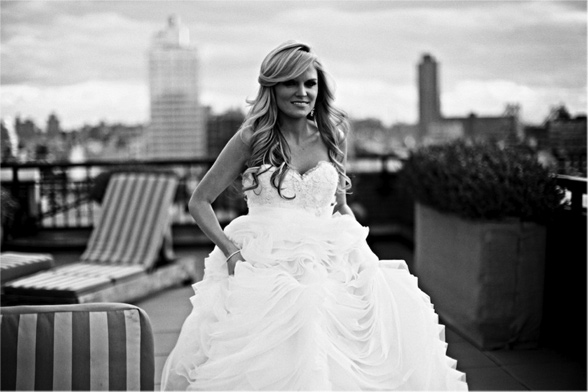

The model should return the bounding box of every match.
[1,302,154,390]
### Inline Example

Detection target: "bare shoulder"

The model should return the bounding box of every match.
[238,127,255,147]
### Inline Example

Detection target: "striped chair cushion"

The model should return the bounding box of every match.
[0,253,54,284]
[3,263,145,297]
[0,303,154,391]
[80,172,178,268]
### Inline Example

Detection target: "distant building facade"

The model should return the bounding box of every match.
[0,120,17,162]
[347,118,416,158]
[206,108,244,157]
[524,125,549,150]
[95,124,146,161]
[46,113,61,137]
[147,15,206,160]
[545,107,587,176]
[433,110,519,144]
[15,117,41,145]
[547,113,587,155]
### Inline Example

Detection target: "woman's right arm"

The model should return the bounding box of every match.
[188,129,252,272]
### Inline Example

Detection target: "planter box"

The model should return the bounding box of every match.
[414,203,547,350]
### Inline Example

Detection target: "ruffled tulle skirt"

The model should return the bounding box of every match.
[161,207,468,390]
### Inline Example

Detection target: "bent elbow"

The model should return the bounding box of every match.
[188,190,208,220]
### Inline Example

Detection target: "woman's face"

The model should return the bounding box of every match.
[274,65,318,121]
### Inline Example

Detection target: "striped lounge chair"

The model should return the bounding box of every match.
[3,172,198,305]
[0,302,154,390]
[1,252,54,285]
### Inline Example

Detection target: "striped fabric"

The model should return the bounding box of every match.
[0,303,154,391]
[4,264,145,297]
[1,253,54,284]
[81,172,179,268]
[3,172,178,301]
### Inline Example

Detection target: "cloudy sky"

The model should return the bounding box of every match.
[1,0,586,129]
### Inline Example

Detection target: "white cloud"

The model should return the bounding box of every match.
[1,81,149,129]
[0,1,585,128]
[442,79,587,123]
[336,79,417,126]
[2,11,156,85]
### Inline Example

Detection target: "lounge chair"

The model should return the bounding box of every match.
[0,302,154,390]
[2,172,198,305]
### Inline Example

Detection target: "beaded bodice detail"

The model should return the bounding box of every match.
[243,161,338,216]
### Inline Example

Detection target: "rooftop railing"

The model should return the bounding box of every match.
[1,158,232,230]
[1,157,585,232]
[1,156,412,233]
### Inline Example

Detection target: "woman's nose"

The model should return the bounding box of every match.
[296,83,307,96]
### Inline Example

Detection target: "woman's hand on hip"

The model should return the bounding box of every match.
[226,250,244,275]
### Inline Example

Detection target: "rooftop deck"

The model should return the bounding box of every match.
[1,160,586,390]
[4,229,586,391]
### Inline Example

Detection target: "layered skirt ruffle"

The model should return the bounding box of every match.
[161,207,468,390]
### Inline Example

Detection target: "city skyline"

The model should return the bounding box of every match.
[1,0,586,129]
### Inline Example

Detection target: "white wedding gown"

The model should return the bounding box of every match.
[161,161,468,391]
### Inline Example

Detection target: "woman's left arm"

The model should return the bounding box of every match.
[333,134,355,218]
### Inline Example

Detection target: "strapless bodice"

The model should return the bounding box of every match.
[242,161,338,217]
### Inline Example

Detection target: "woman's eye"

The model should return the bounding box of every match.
[305,81,317,88]
[283,80,296,86]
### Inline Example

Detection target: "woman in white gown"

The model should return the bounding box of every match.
[161,41,468,391]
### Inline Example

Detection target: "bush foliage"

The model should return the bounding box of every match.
[398,140,565,223]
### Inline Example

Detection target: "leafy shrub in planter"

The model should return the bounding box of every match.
[398,140,565,223]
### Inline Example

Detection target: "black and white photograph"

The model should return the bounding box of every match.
[0,1,586,390]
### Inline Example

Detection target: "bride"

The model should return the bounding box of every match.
[161,41,468,391]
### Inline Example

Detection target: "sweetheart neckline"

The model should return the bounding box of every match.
[257,160,334,178]
[290,160,333,177]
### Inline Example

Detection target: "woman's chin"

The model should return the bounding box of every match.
[280,110,311,121]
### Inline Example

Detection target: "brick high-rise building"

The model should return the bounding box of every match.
[147,15,206,159]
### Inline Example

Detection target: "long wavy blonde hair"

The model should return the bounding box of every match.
[241,41,351,197]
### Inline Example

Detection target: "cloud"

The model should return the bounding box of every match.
[1,81,149,129]
[0,0,585,128]
[442,79,587,122]
[193,2,586,124]
[1,10,156,85]
[336,79,417,126]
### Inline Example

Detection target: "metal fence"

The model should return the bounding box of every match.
[1,157,585,232]
[1,159,229,230]
[0,157,404,230]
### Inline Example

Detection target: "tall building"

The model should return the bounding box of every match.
[46,113,61,137]
[418,54,441,141]
[147,15,206,159]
